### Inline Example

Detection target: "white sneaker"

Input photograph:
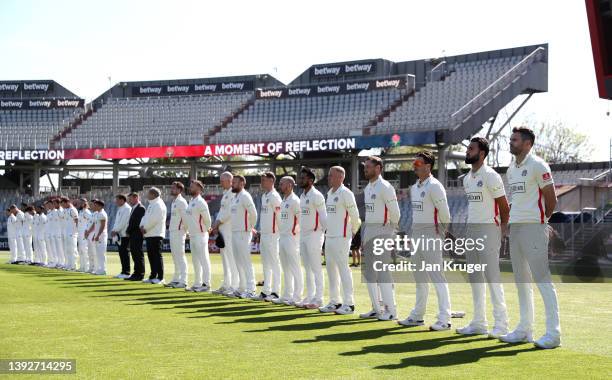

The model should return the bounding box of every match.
[211,287,227,295]
[377,310,397,321]
[272,297,288,305]
[429,321,451,331]
[499,329,533,343]
[318,302,341,313]
[305,300,322,310]
[359,309,379,319]
[398,317,425,327]
[150,279,164,285]
[171,282,186,288]
[194,285,210,292]
[94,271,106,276]
[295,298,310,308]
[240,291,256,299]
[335,304,355,315]
[488,326,509,339]
[114,273,130,279]
[456,324,488,335]
[264,293,280,302]
[283,299,296,306]
[534,334,561,349]
[142,279,153,284]
[251,292,268,301]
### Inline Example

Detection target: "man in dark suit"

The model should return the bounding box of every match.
[125,192,146,281]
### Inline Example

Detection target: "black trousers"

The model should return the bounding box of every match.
[129,235,145,278]
[118,236,131,275]
[145,237,164,280]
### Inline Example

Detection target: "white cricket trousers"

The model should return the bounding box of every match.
[35,236,48,265]
[362,223,396,314]
[87,237,96,272]
[52,234,65,266]
[94,235,108,273]
[78,234,89,272]
[300,231,324,303]
[409,228,451,324]
[325,236,354,306]
[8,237,18,262]
[279,234,302,302]
[232,231,255,293]
[509,223,560,338]
[260,232,281,295]
[21,234,33,262]
[45,235,56,265]
[169,231,188,284]
[465,225,508,330]
[64,234,78,270]
[190,232,211,287]
[219,226,238,290]
[15,234,26,262]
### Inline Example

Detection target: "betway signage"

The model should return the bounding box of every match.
[310,61,377,78]
[61,132,434,160]
[0,98,84,110]
[256,77,409,99]
[131,81,254,97]
[0,82,54,93]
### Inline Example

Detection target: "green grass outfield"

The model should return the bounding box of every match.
[1,251,611,379]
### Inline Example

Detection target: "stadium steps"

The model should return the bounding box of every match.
[50,106,93,149]
[362,88,416,136]
[442,47,548,142]
[204,96,256,143]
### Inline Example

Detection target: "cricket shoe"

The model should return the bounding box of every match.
[429,321,451,331]
[397,317,425,327]
[499,329,533,344]
[334,304,355,315]
[318,302,341,313]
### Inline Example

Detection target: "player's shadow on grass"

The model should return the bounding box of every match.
[186,302,307,319]
[293,325,427,344]
[242,315,378,331]
[372,342,540,369]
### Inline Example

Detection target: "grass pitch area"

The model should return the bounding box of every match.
[1,251,611,379]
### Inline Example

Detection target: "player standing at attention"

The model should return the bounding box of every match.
[456,137,509,338]
[166,182,189,288]
[500,127,561,349]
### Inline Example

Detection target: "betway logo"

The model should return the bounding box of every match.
[23,83,50,92]
[345,63,373,73]
[29,100,52,108]
[195,83,217,92]
[1,100,23,108]
[259,89,283,98]
[222,82,244,90]
[317,85,340,94]
[56,99,80,107]
[346,82,370,91]
[167,85,190,93]
[288,87,311,96]
[139,86,163,94]
[375,79,401,88]
[313,66,341,76]
[0,84,19,92]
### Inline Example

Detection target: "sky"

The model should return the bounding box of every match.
[0,0,610,161]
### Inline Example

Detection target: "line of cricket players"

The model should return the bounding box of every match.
[4,126,561,349]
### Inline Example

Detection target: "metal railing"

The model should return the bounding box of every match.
[450,47,546,128]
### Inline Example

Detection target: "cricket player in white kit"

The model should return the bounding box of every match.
[211,172,239,296]
[360,156,401,321]
[31,206,47,265]
[500,127,561,349]
[457,137,509,338]
[229,175,258,299]
[166,181,189,288]
[36,205,48,266]
[272,176,303,306]
[399,151,453,330]
[86,200,98,273]
[319,166,361,315]
[61,197,79,270]
[31,207,41,264]
[85,200,108,275]
[50,199,66,268]
[21,206,34,263]
[14,206,26,263]
[184,180,212,292]
[298,167,327,309]
[77,199,92,272]
[6,208,18,263]
[43,201,57,267]
[255,172,282,301]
